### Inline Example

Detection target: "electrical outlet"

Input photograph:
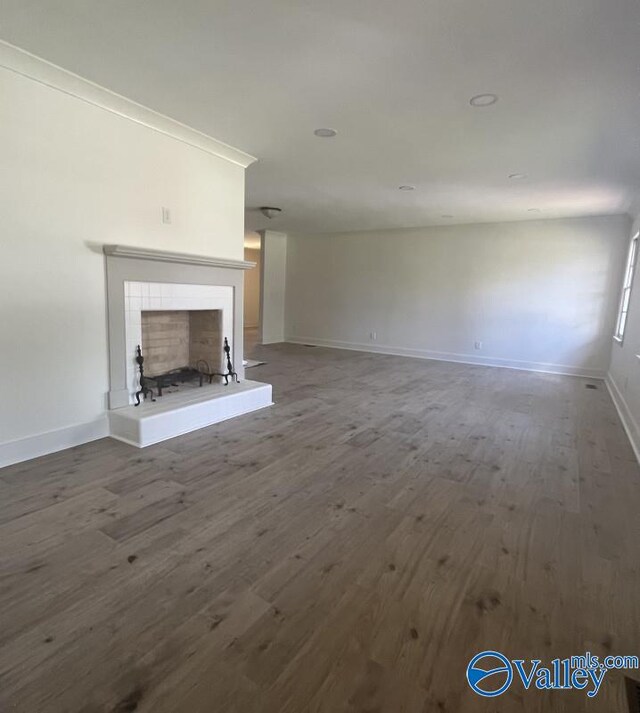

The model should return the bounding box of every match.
[161,206,172,224]
[474,341,482,350]
[369,331,377,341]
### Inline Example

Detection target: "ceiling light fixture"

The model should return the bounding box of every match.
[509,173,528,180]
[260,206,282,219]
[527,208,541,213]
[314,128,337,138]
[470,93,499,107]
[399,185,415,191]
[441,215,454,219]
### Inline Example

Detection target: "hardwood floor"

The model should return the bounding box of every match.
[1,344,638,712]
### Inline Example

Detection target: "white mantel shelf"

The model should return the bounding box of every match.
[103,244,256,270]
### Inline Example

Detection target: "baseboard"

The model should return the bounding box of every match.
[605,373,640,464]
[285,335,606,379]
[0,417,109,469]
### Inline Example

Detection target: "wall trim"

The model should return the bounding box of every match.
[0,40,256,168]
[286,335,606,379]
[0,417,109,469]
[103,245,256,270]
[605,373,640,464]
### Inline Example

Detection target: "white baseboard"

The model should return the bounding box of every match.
[605,373,640,464]
[286,335,606,380]
[0,416,109,469]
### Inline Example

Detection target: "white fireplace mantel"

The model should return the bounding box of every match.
[104,244,273,444]
[105,244,254,411]
[103,245,256,271]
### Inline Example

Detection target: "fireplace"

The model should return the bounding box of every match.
[124,281,233,403]
[104,245,273,447]
[141,309,222,377]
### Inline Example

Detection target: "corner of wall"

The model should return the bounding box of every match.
[604,209,640,464]
[605,371,640,464]
[259,230,288,344]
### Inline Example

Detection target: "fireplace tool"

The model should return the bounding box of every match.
[195,337,239,385]
[220,337,239,385]
[134,345,156,406]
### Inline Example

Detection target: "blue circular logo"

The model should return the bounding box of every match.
[466,651,513,697]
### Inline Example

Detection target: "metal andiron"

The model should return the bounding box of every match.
[134,345,156,406]
[219,337,239,385]
[133,336,239,404]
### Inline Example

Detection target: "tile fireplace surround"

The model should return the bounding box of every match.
[104,245,273,446]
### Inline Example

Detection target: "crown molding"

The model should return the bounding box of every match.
[0,40,257,169]
[104,245,256,270]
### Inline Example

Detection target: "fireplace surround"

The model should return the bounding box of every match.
[104,245,272,446]
[123,281,233,404]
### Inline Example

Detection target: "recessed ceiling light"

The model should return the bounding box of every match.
[509,173,528,180]
[314,128,337,138]
[470,93,499,107]
[441,214,454,218]
[527,208,541,213]
[399,185,415,191]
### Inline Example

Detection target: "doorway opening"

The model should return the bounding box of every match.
[244,232,262,357]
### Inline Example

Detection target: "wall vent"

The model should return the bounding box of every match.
[585,384,598,390]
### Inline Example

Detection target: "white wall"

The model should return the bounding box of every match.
[285,216,630,378]
[607,216,640,461]
[0,51,250,463]
[260,231,287,344]
[244,248,261,328]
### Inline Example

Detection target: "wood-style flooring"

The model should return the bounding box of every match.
[1,344,639,712]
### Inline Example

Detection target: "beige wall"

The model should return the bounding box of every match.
[260,231,288,344]
[0,61,247,455]
[244,248,261,328]
[286,216,629,378]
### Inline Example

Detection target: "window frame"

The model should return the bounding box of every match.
[614,232,639,344]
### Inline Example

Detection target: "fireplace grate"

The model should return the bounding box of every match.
[147,366,205,397]
[134,337,238,405]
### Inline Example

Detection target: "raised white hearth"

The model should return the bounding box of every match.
[109,379,272,447]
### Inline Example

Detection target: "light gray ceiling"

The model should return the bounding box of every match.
[2,0,640,234]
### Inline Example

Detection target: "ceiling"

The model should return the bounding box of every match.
[2,0,640,234]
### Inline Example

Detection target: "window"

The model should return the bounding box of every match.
[614,233,638,343]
